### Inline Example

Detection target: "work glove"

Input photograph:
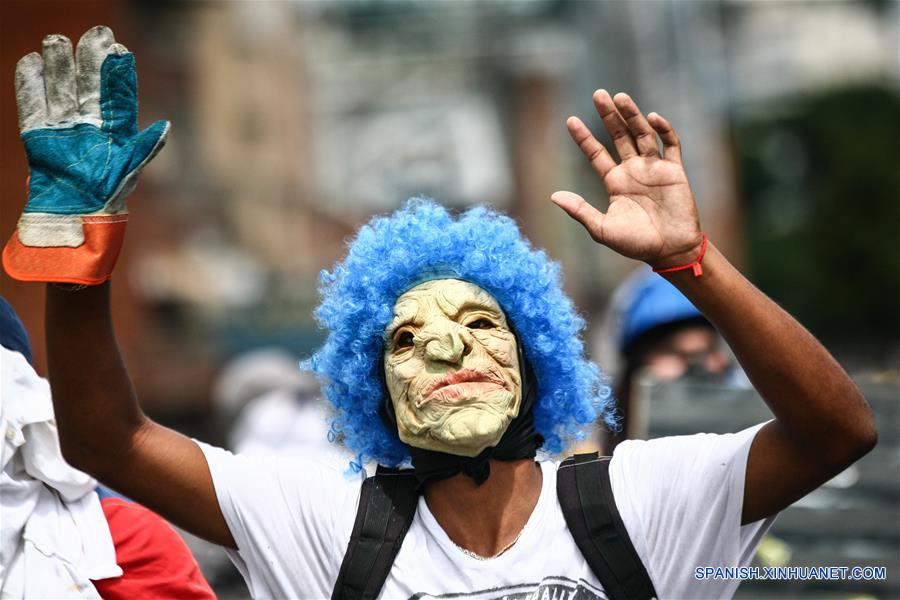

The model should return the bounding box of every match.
[3,26,169,285]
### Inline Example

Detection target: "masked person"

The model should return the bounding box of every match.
[4,27,877,600]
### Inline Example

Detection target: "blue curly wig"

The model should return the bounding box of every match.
[308,198,618,467]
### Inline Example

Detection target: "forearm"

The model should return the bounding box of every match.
[45,282,149,474]
[557,89,876,521]
[661,243,877,464]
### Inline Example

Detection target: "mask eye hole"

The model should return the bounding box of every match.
[396,331,415,348]
[466,318,494,330]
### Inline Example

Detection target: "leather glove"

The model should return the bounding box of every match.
[3,26,169,285]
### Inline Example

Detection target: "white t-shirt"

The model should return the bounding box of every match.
[198,423,774,600]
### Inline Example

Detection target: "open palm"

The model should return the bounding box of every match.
[552,90,702,268]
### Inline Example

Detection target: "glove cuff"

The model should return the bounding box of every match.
[3,214,128,285]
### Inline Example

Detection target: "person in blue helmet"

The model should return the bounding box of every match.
[5,27,877,600]
[619,267,721,377]
[600,268,742,451]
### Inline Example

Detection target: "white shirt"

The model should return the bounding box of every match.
[0,347,121,599]
[198,423,774,599]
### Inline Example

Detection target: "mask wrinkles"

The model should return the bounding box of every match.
[383,279,522,457]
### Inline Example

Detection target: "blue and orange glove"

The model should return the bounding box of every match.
[3,26,169,285]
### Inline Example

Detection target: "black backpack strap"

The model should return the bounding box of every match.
[557,452,657,600]
[332,465,418,600]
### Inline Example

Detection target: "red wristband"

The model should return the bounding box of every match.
[652,233,708,277]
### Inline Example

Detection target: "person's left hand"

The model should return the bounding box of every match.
[551,90,703,269]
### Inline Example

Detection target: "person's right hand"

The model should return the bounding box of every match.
[3,26,169,286]
[551,90,703,271]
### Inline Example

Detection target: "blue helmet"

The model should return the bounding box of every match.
[619,268,704,352]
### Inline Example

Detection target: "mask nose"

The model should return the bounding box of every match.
[419,321,470,364]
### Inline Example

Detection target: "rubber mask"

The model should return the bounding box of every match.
[383,279,522,457]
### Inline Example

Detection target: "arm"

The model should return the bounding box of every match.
[552,89,877,525]
[4,27,233,547]
[47,283,234,547]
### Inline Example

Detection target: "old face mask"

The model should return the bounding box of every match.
[383,279,522,457]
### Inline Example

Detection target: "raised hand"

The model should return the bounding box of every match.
[552,90,703,269]
[2,26,169,285]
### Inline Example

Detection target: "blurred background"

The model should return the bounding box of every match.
[1,1,897,598]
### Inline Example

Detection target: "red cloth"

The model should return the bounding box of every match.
[91,497,216,600]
